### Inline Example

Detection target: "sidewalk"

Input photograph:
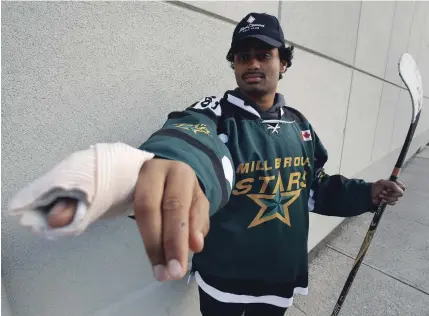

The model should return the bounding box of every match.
[287,146,429,316]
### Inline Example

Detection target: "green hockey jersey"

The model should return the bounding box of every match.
[139,88,374,299]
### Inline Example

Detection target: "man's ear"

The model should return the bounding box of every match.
[280,61,288,73]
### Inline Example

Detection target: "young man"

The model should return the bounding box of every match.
[10,13,405,316]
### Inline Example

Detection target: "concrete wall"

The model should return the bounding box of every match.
[2,1,428,315]
[2,281,12,316]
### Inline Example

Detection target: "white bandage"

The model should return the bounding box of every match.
[8,142,154,239]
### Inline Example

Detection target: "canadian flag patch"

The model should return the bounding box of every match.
[301,130,312,141]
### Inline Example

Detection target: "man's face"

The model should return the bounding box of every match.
[233,39,286,97]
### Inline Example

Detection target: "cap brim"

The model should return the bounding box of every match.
[227,35,283,58]
[238,34,283,48]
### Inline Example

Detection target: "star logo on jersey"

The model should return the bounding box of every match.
[173,123,213,137]
[246,173,302,228]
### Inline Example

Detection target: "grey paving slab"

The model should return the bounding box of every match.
[293,247,429,316]
[327,212,429,294]
[399,171,429,196]
[402,157,429,176]
[417,147,429,159]
[285,306,307,316]
[390,187,429,226]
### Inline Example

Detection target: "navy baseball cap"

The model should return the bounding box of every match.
[227,13,286,58]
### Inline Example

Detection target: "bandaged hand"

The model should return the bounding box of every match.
[8,143,210,282]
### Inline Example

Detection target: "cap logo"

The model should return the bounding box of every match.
[239,16,265,34]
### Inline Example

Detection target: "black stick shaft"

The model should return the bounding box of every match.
[331,112,420,316]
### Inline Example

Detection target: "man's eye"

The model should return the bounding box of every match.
[238,53,250,61]
[259,53,272,60]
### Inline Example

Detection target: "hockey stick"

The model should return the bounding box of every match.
[331,53,424,316]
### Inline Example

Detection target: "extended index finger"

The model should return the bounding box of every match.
[133,160,168,281]
[162,162,195,280]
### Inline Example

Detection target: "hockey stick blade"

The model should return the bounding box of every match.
[399,53,423,123]
[331,53,423,316]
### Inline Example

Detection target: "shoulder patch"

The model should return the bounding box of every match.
[190,95,223,117]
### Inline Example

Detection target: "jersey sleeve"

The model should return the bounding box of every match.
[139,95,234,215]
[308,131,375,217]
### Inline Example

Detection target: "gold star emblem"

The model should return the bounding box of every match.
[246,172,302,228]
[247,189,301,228]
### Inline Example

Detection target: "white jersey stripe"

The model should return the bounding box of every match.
[195,272,308,308]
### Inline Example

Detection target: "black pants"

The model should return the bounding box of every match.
[199,287,287,316]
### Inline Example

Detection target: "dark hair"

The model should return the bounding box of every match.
[226,45,295,80]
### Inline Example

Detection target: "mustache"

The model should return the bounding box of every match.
[242,71,266,79]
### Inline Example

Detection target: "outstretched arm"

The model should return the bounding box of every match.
[9,95,234,282]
